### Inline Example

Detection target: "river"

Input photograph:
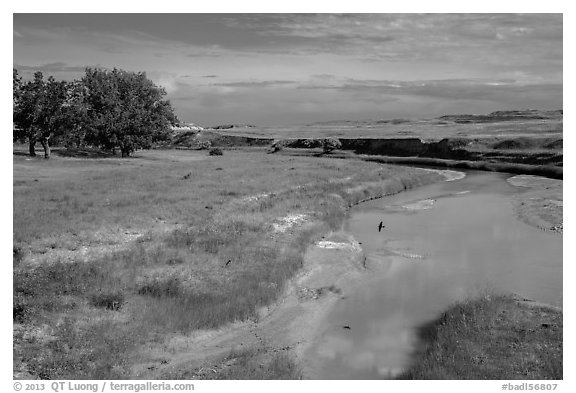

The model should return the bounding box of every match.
[305,170,562,379]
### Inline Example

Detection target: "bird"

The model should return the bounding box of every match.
[378,221,385,232]
[342,325,351,330]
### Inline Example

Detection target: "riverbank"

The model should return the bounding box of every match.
[266,149,563,180]
[507,175,563,234]
[400,294,562,380]
[13,148,445,379]
[153,231,368,379]
[301,169,562,379]
[142,174,463,379]
[13,145,562,380]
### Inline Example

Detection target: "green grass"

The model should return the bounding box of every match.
[400,294,562,380]
[13,145,443,379]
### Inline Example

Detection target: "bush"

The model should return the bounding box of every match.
[13,301,28,323]
[137,276,182,298]
[209,147,223,156]
[89,290,125,311]
[322,137,342,153]
[270,140,284,153]
[196,141,212,150]
[271,139,289,150]
[13,245,24,266]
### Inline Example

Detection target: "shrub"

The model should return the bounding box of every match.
[89,290,125,311]
[13,245,24,266]
[322,137,342,153]
[137,276,182,298]
[13,301,28,323]
[270,142,283,153]
[270,139,288,153]
[209,147,223,156]
[197,141,212,150]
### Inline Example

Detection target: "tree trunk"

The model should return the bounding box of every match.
[40,137,50,159]
[29,139,36,157]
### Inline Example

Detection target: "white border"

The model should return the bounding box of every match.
[4,3,572,392]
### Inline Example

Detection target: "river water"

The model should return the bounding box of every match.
[306,170,562,379]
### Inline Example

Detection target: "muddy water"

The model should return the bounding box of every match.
[306,171,562,379]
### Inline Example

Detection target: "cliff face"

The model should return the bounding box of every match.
[201,132,273,147]
[336,137,562,166]
[170,130,273,148]
[169,131,562,167]
[338,138,428,156]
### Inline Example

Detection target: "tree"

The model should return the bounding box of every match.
[13,69,23,142]
[82,68,178,157]
[13,69,22,108]
[13,72,70,158]
[39,76,72,158]
[13,72,71,158]
[59,80,91,149]
[13,71,42,155]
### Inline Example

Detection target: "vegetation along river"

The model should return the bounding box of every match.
[304,170,562,379]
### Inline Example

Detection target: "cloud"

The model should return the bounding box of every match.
[147,71,183,94]
[13,62,97,74]
[218,13,562,65]
[297,76,562,102]
[212,80,296,88]
[186,52,223,58]
[14,14,562,126]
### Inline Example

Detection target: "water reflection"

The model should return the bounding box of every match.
[307,171,562,379]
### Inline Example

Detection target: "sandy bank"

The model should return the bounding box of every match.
[133,169,456,379]
[507,175,563,234]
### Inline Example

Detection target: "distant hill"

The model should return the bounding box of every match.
[207,124,257,130]
[308,109,562,127]
[438,109,562,124]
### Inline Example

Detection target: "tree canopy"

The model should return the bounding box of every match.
[13,67,179,158]
[13,71,70,157]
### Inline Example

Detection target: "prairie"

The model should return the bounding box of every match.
[13,145,441,379]
[206,110,562,140]
[12,109,563,379]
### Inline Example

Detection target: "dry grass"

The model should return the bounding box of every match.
[13,145,442,379]
[161,347,302,380]
[399,294,562,380]
[212,348,302,380]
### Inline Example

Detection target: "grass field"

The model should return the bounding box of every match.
[400,294,562,380]
[13,145,442,379]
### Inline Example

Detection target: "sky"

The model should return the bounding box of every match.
[13,13,563,126]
